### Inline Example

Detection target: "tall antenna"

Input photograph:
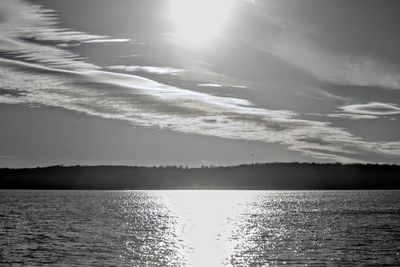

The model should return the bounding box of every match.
[251,153,254,165]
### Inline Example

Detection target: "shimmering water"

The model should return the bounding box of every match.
[1,190,399,266]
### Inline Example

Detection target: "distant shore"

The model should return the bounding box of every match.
[1,163,400,190]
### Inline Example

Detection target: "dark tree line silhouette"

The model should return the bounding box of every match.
[1,163,399,190]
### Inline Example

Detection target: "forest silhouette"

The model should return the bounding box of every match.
[1,163,399,190]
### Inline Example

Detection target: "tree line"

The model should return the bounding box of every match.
[1,163,399,190]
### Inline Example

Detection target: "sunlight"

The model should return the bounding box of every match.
[160,191,257,266]
[168,0,234,47]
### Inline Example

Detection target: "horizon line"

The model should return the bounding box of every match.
[2,161,400,170]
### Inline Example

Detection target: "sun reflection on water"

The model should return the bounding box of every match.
[158,190,257,266]
[3,191,398,265]
[2,191,399,266]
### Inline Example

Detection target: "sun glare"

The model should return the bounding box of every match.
[169,0,234,47]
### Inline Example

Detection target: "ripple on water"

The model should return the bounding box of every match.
[0,190,399,266]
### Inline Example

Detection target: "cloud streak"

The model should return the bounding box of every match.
[245,2,400,90]
[107,65,185,75]
[3,57,400,163]
[0,0,129,70]
[340,102,400,116]
[198,84,248,89]
[1,0,400,163]
[309,113,379,120]
[267,36,400,89]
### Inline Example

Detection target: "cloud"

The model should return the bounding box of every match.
[82,38,131,44]
[309,113,379,120]
[0,94,23,104]
[198,84,247,89]
[107,65,185,75]
[1,0,400,164]
[3,56,400,163]
[198,84,224,88]
[340,102,400,116]
[0,0,129,70]
[327,113,380,120]
[56,43,81,48]
[267,36,400,89]
[246,2,400,90]
[56,38,131,48]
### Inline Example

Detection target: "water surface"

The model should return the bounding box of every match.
[1,190,399,266]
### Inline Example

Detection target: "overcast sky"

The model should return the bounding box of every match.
[1,0,400,167]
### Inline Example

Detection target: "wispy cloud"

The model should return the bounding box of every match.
[3,56,400,163]
[1,0,400,163]
[340,102,400,116]
[309,113,379,120]
[246,2,400,90]
[56,39,131,48]
[198,84,247,89]
[107,65,185,75]
[0,95,23,104]
[0,0,129,70]
[267,36,400,89]
[82,38,131,44]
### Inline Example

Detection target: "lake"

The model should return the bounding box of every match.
[1,190,399,266]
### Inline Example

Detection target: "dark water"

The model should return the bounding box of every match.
[1,190,399,266]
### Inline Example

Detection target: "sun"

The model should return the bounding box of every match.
[168,0,234,47]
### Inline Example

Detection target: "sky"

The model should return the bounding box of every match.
[1,0,400,167]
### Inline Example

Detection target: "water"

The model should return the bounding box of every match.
[1,190,399,266]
